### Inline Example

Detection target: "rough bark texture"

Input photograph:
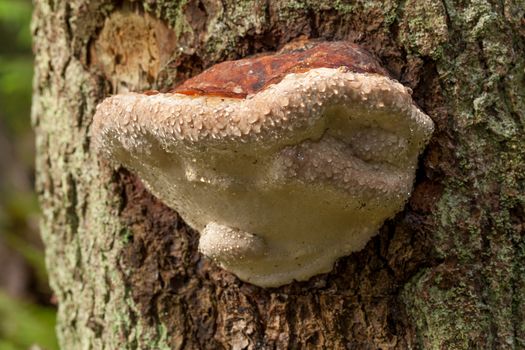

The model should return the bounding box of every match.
[32,1,524,349]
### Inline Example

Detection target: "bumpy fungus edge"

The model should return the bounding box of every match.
[92,50,434,288]
[93,68,431,154]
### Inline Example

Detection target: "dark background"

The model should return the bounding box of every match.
[0,1,58,349]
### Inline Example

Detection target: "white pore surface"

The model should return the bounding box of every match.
[92,68,434,287]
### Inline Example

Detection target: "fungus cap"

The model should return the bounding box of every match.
[92,41,434,287]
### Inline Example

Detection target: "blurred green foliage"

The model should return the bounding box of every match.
[0,0,58,349]
[0,0,33,134]
[0,57,33,134]
[0,291,58,350]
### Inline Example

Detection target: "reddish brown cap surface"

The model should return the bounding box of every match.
[172,41,388,98]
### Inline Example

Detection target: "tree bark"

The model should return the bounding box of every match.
[32,1,524,349]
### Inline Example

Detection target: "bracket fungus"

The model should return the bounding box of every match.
[92,41,434,287]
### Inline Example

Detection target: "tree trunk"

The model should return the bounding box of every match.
[32,1,524,349]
